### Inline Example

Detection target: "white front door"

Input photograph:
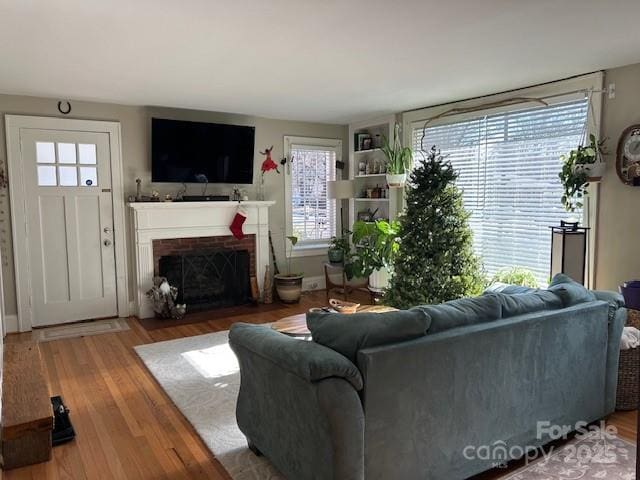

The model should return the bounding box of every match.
[17,129,117,326]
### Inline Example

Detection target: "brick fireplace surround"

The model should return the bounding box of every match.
[152,235,257,278]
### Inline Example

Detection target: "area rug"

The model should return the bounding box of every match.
[135,330,636,480]
[134,330,284,479]
[502,430,636,479]
[33,317,130,342]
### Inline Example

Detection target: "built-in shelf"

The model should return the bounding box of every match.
[349,115,398,228]
[354,148,382,154]
[354,173,386,178]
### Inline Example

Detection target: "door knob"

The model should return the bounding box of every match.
[103,239,112,246]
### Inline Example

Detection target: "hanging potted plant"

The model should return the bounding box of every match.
[559,134,607,212]
[381,124,413,187]
[345,219,400,291]
[274,235,304,303]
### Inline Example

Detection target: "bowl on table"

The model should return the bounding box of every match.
[328,298,360,314]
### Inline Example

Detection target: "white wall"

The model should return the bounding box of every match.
[0,94,348,319]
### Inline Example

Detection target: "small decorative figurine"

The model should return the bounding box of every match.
[259,146,281,200]
[260,146,280,174]
[146,277,186,319]
[135,178,142,201]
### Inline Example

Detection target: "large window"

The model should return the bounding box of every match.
[412,99,588,285]
[284,136,340,256]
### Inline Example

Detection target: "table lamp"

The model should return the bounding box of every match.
[327,179,355,236]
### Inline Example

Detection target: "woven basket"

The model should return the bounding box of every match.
[616,309,640,410]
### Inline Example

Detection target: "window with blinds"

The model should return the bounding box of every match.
[289,144,337,244]
[412,99,588,286]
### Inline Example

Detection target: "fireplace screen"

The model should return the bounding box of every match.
[158,250,251,312]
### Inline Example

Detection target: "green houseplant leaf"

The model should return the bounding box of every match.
[558,135,606,212]
[346,219,400,279]
[381,124,413,175]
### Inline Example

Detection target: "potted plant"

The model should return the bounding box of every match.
[328,233,350,264]
[345,220,400,291]
[559,134,607,212]
[489,267,539,288]
[381,124,413,187]
[274,235,304,303]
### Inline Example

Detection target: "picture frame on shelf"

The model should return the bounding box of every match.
[355,133,371,151]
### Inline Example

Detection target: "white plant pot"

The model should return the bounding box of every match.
[369,268,390,292]
[386,173,406,188]
[573,162,606,182]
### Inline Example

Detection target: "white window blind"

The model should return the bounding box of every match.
[413,99,588,286]
[289,144,337,244]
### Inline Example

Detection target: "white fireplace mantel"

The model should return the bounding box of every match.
[129,201,275,318]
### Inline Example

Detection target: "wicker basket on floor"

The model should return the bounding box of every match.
[616,309,640,410]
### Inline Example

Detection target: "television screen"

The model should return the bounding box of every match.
[151,118,255,184]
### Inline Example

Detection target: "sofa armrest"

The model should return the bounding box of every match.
[593,290,625,309]
[229,322,363,390]
[230,322,365,480]
[590,291,627,414]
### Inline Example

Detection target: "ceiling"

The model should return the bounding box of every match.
[2,0,640,124]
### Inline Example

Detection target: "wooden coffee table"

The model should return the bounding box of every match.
[271,305,397,337]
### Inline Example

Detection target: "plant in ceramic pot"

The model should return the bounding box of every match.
[345,220,400,291]
[381,124,413,187]
[490,266,539,288]
[274,235,304,303]
[559,134,607,212]
[327,232,350,264]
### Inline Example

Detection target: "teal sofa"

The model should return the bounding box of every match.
[229,275,626,479]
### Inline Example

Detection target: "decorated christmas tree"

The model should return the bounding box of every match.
[384,146,485,309]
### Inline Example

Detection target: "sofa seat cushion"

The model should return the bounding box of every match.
[415,295,502,334]
[497,290,563,318]
[548,273,596,307]
[306,309,431,363]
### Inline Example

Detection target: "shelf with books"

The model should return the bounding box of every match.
[349,114,401,227]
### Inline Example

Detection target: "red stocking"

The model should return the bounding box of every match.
[229,208,247,240]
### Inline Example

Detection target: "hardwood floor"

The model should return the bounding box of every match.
[2,290,636,479]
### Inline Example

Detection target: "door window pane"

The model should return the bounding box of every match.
[57,143,77,164]
[78,144,97,164]
[59,166,78,186]
[79,167,98,187]
[37,166,57,186]
[36,142,55,163]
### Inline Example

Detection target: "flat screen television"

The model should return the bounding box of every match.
[151,118,255,183]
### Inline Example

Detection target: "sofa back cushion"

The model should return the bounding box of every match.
[547,273,596,307]
[484,283,535,295]
[415,295,502,334]
[497,290,563,318]
[307,309,431,363]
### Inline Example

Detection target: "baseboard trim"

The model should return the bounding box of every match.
[302,275,326,292]
[4,314,19,334]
